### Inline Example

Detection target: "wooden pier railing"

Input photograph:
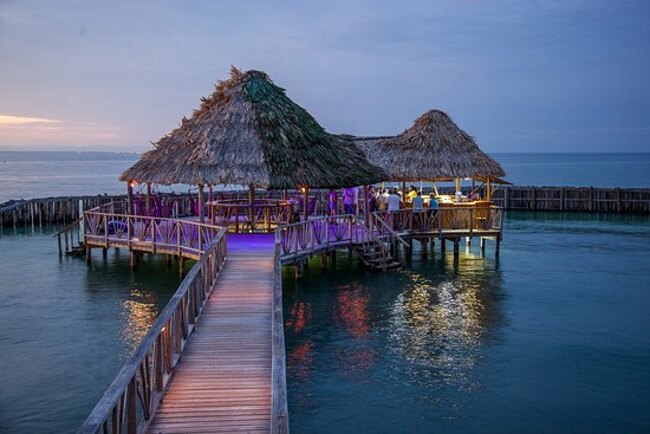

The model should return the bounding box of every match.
[276,206,503,264]
[271,236,290,434]
[77,228,227,434]
[83,208,224,261]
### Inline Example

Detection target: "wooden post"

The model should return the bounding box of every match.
[197,184,205,223]
[362,185,370,227]
[589,187,594,212]
[480,237,486,255]
[616,188,622,212]
[560,187,565,211]
[504,186,510,209]
[295,261,304,280]
[303,186,309,222]
[179,257,185,276]
[453,239,459,257]
[496,237,501,257]
[248,184,255,231]
[486,177,492,202]
[440,238,446,253]
[321,253,329,272]
[531,187,537,211]
[127,181,134,215]
[85,247,92,264]
[57,234,62,257]
[403,238,412,262]
[130,251,137,271]
[146,182,152,215]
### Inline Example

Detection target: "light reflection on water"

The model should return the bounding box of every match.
[283,249,504,416]
[285,212,650,433]
[119,290,160,357]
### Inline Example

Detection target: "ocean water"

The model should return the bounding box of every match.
[0,226,181,434]
[284,211,650,433]
[1,152,649,204]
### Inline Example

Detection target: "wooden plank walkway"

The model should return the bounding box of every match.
[147,235,275,434]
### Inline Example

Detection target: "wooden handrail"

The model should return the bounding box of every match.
[78,227,227,434]
[370,212,410,247]
[271,237,290,434]
[51,217,81,238]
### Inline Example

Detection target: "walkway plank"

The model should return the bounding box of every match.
[147,237,275,434]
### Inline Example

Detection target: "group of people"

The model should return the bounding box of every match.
[326,185,439,216]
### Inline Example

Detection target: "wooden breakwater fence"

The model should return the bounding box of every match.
[1,186,648,230]
[489,186,650,213]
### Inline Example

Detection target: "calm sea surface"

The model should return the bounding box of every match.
[284,212,650,433]
[1,152,650,204]
[0,226,181,434]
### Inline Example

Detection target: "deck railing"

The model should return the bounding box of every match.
[372,206,504,235]
[271,235,290,434]
[209,199,293,233]
[78,227,227,434]
[277,215,361,259]
[83,209,223,259]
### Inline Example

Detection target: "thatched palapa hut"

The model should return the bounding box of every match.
[353,109,506,200]
[121,67,386,222]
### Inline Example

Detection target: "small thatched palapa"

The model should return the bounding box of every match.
[121,67,386,189]
[354,109,505,182]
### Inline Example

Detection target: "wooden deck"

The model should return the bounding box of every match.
[147,236,275,434]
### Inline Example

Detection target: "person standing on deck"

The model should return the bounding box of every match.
[343,187,356,215]
[428,194,439,210]
[327,188,338,216]
[352,186,359,217]
[368,187,378,213]
[377,188,388,211]
[407,185,418,203]
[412,191,424,211]
[387,188,401,212]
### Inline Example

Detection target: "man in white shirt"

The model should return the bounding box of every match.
[387,188,401,211]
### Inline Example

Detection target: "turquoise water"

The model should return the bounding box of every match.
[1,152,650,203]
[283,211,650,433]
[0,225,180,433]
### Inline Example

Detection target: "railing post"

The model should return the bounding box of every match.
[104,214,109,247]
[126,377,137,434]
[348,216,353,242]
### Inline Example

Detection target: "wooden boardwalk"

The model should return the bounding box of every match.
[147,235,275,434]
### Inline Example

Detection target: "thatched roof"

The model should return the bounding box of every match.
[121,67,386,188]
[353,110,505,181]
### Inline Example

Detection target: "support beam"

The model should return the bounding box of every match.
[127,181,135,215]
[130,251,138,271]
[146,182,152,215]
[362,185,370,227]
[85,247,92,265]
[295,261,304,280]
[321,253,329,272]
[197,184,205,224]
[486,177,492,202]
[302,186,309,222]
[248,184,255,231]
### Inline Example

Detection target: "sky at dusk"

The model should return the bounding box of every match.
[0,0,649,153]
